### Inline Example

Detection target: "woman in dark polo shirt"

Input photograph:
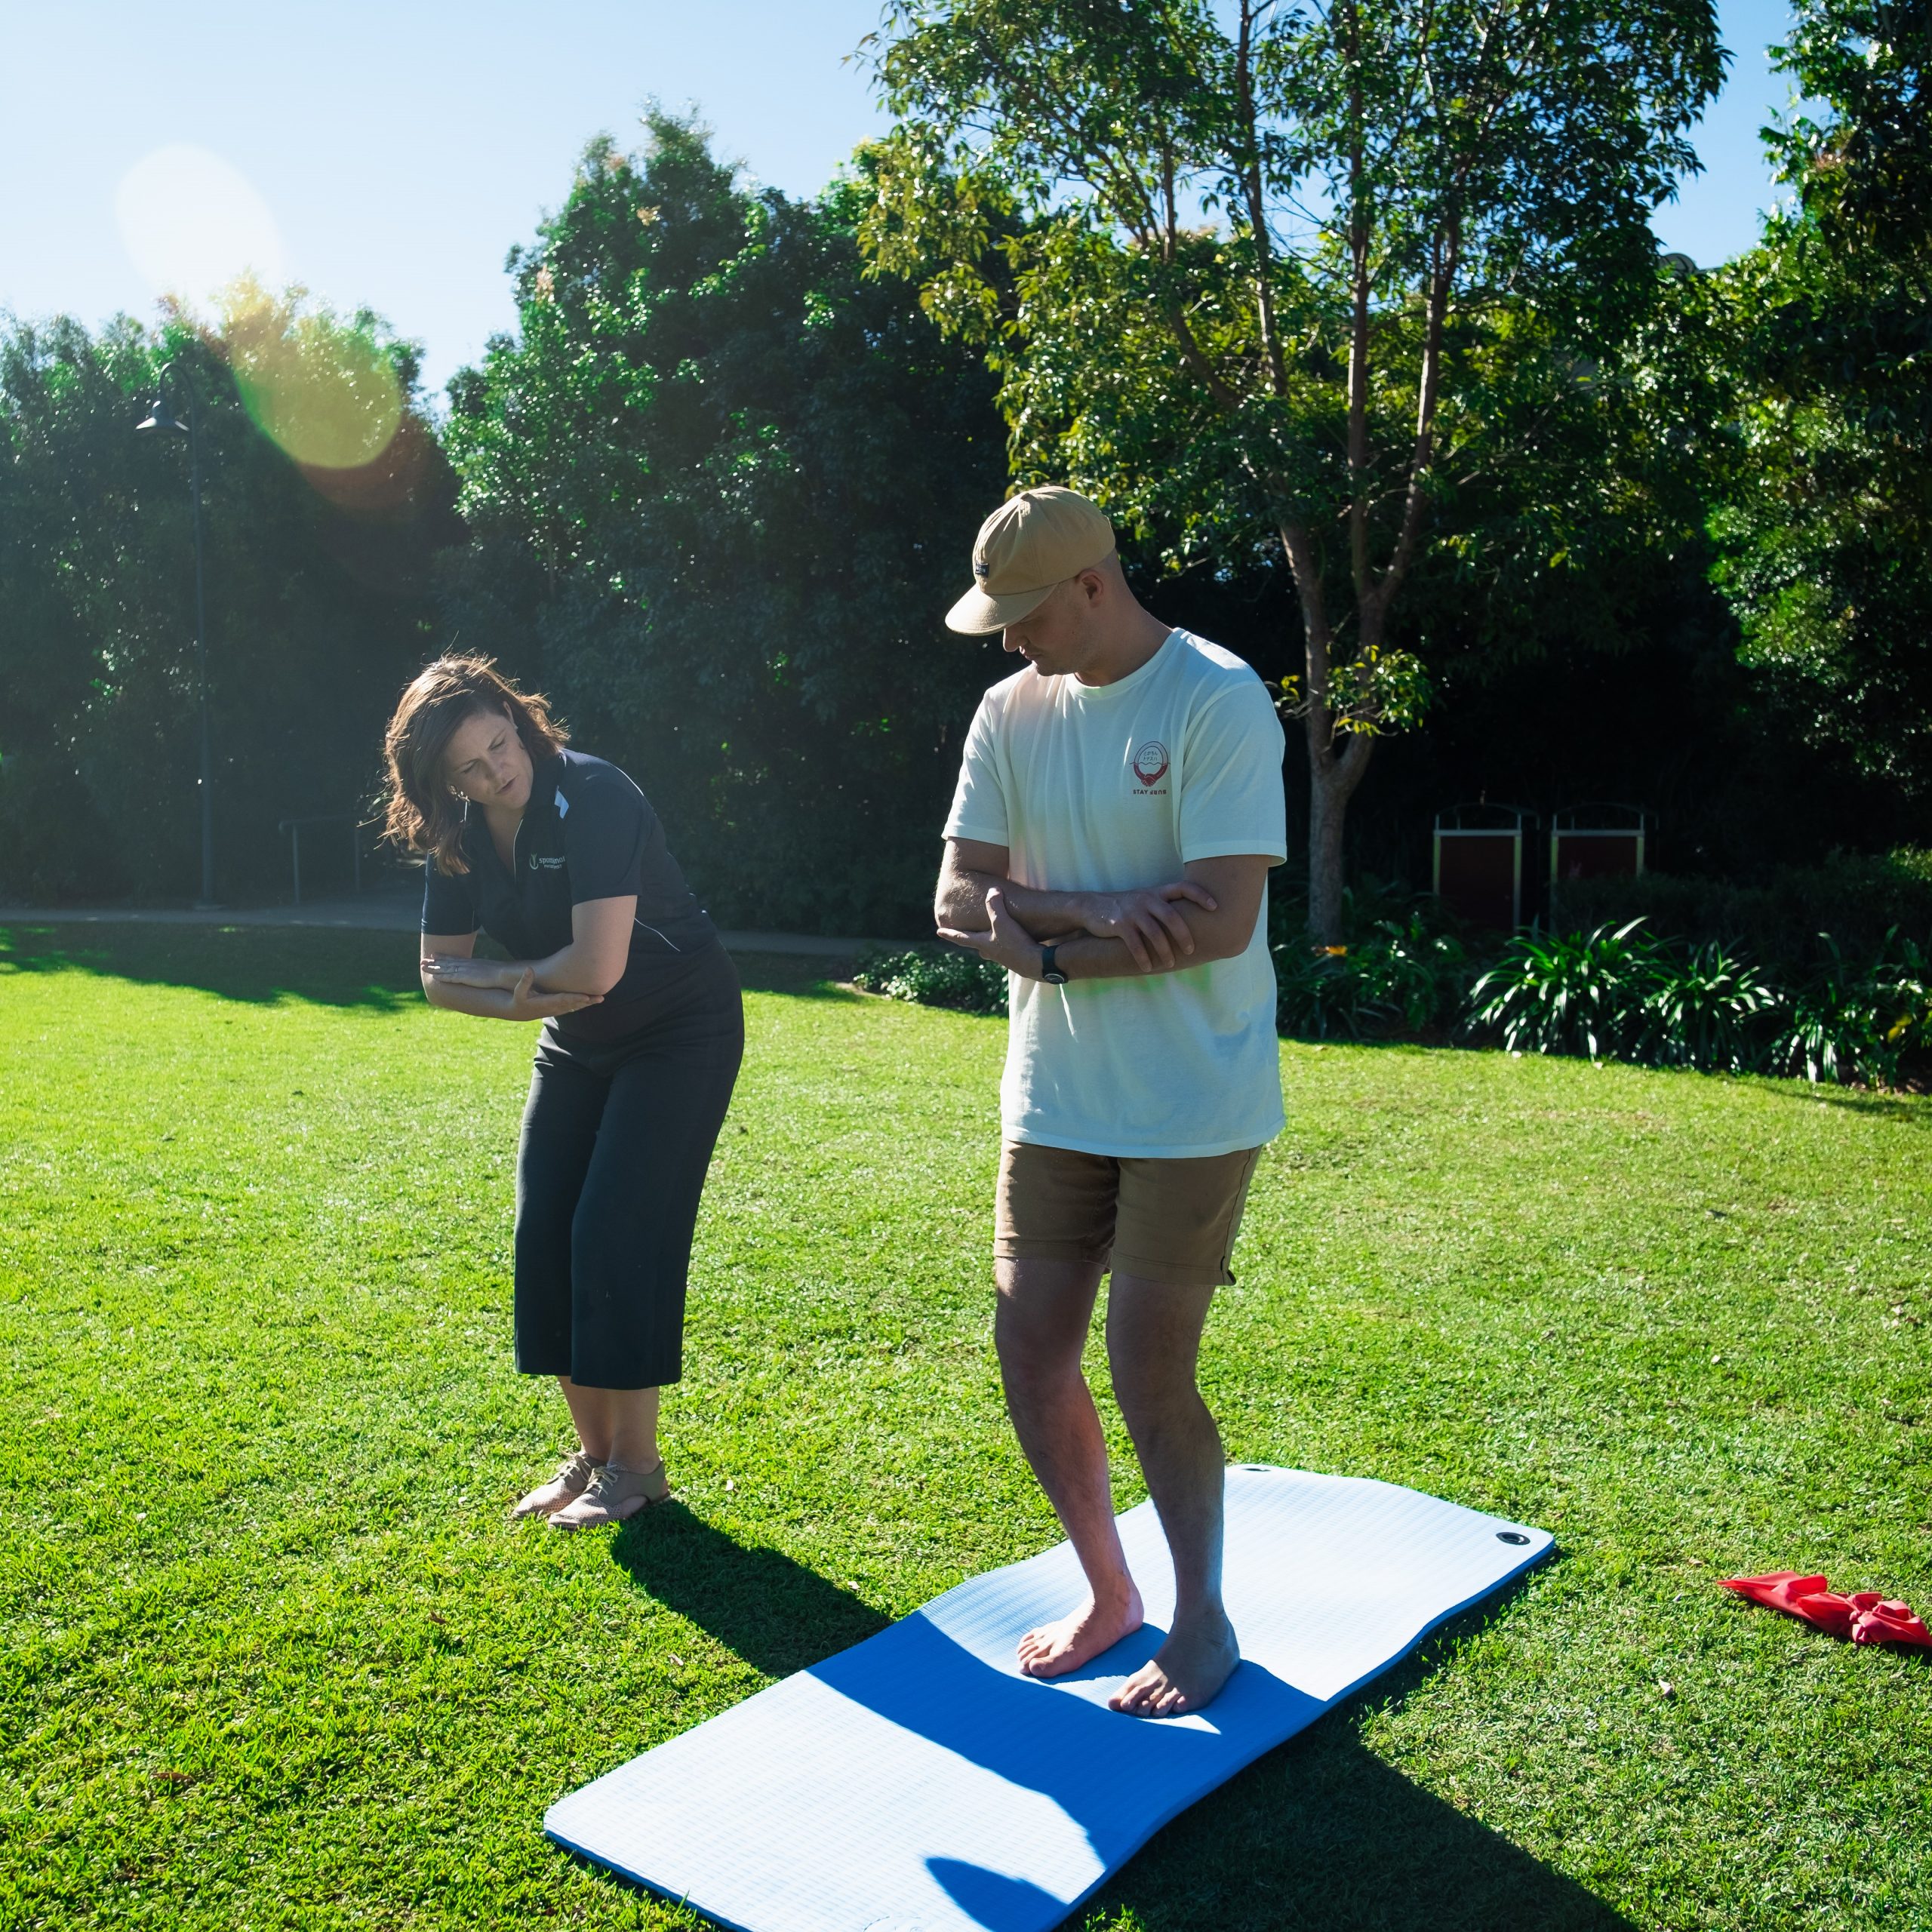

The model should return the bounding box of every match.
[380,655,743,1528]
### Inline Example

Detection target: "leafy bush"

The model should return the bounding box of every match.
[1554,854,1932,977]
[1468,921,1932,1085]
[1274,914,1471,1041]
[1466,920,1668,1060]
[858,913,1932,1091]
[852,945,1008,1017]
[1639,941,1780,1074]
[1761,936,1932,1088]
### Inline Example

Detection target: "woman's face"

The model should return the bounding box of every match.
[442,707,533,814]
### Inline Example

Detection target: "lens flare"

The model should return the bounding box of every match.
[115,146,285,305]
[221,283,404,471]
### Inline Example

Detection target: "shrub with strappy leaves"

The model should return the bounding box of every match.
[1466,921,1668,1062]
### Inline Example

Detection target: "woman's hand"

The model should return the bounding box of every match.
[422,953,520,991]
[506,968,601,1020]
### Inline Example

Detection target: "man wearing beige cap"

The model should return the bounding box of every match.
[935,485,1287,1718]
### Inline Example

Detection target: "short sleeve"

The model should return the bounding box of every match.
[565,769,651,903]
[942,694,1010,848]
[1178,677,1288,863]
[420,861,478,936]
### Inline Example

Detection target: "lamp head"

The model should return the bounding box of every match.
[137,364,189,435]
[137,396,188,435]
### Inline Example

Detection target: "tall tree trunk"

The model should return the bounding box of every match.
[1279,517,1374,948]
[1305,728,1374,948]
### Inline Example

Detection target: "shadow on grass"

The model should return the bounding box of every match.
[1084,1579,1631,1932]
[1088,1727,1632,1932]
[0,924,863,1014]
[608,1501,890,1679]
[1757,1080,1932,1124]
[728,950,869,1003]
[0,921,421,1010]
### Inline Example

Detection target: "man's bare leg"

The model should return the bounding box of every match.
[995,1258,1145,1676]
[1104,1272,1238,1716]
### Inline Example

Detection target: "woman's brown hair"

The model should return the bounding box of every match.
[380,656,568,875]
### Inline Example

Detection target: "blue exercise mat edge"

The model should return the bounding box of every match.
[545,1466,1555,1932]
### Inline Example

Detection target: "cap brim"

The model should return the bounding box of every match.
[944,581,1055,635]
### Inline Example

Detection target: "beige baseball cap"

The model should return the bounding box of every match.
[944,486,1116,634]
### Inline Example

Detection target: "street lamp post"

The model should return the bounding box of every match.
[137,362,217,907]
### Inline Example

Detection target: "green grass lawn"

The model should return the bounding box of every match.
[2,921,1929,1931]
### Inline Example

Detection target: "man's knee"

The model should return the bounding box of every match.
[1106,1331,1203,1428]
[995,1318,1084,1412]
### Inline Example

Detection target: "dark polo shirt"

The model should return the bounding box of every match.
[420,749,720,1044]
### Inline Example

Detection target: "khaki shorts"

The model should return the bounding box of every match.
[995,1141,1264,1289]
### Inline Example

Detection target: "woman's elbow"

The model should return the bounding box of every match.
[581,954,627,997]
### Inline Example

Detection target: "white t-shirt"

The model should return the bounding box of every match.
[943,629,1287,1158]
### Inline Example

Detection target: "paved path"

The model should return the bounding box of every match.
[0,896,892,958]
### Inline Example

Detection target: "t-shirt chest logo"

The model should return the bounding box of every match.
[529,854,567,870]
[1130,740,1171,791]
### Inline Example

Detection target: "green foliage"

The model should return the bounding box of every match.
[1762,936,1932,1088]
[852,943,1008,1015]
[1707,0,1932,796]
[1274,915,1472,1040]
[441,115,1009,937]
[1553,853,1932,977]
[860,0,1723,940]
[0,303,456,903]
[1468,919,1668,1061]
[1468,918,1932,1085]
[1641,941,1780,1075]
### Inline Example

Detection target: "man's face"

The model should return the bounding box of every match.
[1000,574,1096,678]
[443,707,533,813]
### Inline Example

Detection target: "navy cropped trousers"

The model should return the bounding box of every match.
[512,951,743,1389]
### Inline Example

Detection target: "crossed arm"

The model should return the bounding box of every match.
[936,839,1274,981]
[419,894,636,1020]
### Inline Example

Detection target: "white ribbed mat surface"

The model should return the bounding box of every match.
[546,1466,1552,1932]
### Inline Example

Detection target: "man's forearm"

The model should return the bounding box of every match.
[941,867,1091,939]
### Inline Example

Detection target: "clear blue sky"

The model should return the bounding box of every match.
[1,1,1802,400]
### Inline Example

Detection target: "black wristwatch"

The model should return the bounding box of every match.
[1040,943,1069,986]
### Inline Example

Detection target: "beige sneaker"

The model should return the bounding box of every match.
[511,1449,601,1520]
[548,1460,671,1531]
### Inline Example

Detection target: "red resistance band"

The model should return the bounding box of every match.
[1722,1571,1931,1647]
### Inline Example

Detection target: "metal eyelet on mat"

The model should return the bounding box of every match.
[1496,1531,1531,1545]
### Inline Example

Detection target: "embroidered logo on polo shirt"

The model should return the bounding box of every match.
[529,854,566,870]
[1131,740,1171,788]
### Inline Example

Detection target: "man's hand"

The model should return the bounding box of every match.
[506,968,601,1020]
[1074,881,1218,971]
[937,887,1044,978]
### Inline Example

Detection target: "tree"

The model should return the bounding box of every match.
[1709,0,1932,798]
[0,296,456,903]
[441,113,1010,934]
[859,0,1723,941]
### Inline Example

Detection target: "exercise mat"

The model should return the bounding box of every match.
[546,1465,1552,1932]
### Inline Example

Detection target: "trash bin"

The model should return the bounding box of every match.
[1549,804,1647,891]
[1432,803,1534,931]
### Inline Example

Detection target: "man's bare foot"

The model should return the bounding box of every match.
[1109,1606,1239,1717]
[1017,1580,1145,1678]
